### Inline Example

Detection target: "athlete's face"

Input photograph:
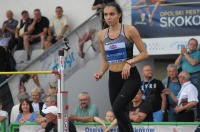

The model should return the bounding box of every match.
[104,6,121,26]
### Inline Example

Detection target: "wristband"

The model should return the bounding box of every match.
[126,61,132,66]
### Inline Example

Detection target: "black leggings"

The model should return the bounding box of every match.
[109,66,141,132]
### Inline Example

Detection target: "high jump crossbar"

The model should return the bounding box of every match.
[0,50,68,132]
[0,71,59,75]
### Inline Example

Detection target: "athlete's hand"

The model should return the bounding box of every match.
[94,72,103,81]
[121,63,131,79]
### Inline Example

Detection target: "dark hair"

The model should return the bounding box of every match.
[104,2,123,23]
[188,38,198,48]
[19,98,34,113]
[21,10,28,15]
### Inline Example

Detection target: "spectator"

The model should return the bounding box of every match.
[141,65,166,122]
[105,109,115,122]
[35,95,57,128]
[24,9,49,60]
[69,92,99,122]
[0,28,11,83]
[8,10,33,51]
[2,10,18,38]
[48,6,69,43]
[94,109,116,130]
[0,28,10,47]
[0,99,8,132]
[0,28,16,79]
[129,89,153,122]
[163,71,198,122]
[175,38,200,121]
[162,64,181,121]
[42,106,77,132]
[30,87,45,115]
[10,92,29,123]
[45,95,57,107]
[15,98,38,124]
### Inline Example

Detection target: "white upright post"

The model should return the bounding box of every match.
[57,49,69,132]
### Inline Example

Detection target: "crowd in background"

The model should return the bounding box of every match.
[0,0,200,132]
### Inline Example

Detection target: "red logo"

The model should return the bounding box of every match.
[109,45,117,49]
[60,60,63,64]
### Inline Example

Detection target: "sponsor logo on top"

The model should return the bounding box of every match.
[109,44,117,50]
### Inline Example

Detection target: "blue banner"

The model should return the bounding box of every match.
[132,0,200,38]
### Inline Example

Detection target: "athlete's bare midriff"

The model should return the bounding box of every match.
[109,61,135,72]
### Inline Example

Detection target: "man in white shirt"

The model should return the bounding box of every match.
[163,70,198,121]
[48,6,69,43]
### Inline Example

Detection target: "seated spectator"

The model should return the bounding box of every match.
[24,9,49,60]
[163,71,198,122]
[0,99,8,132]
[35,95,57,128]
[42,106,77,132]
[48,6,69,43]
[0,28,10,47]
[10,92,29,123]
[0,46,9,83]
[8,10,33,51]
[47,82,58,95]
[69,92,99,122]
[0,28,12,83]
[15,98,38,124]
[0,46,16,82]
[129,89,153,122]
[105,109,115,122]
[30,87,45,115]
[94,109,116,130]
[2,10,18,38]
